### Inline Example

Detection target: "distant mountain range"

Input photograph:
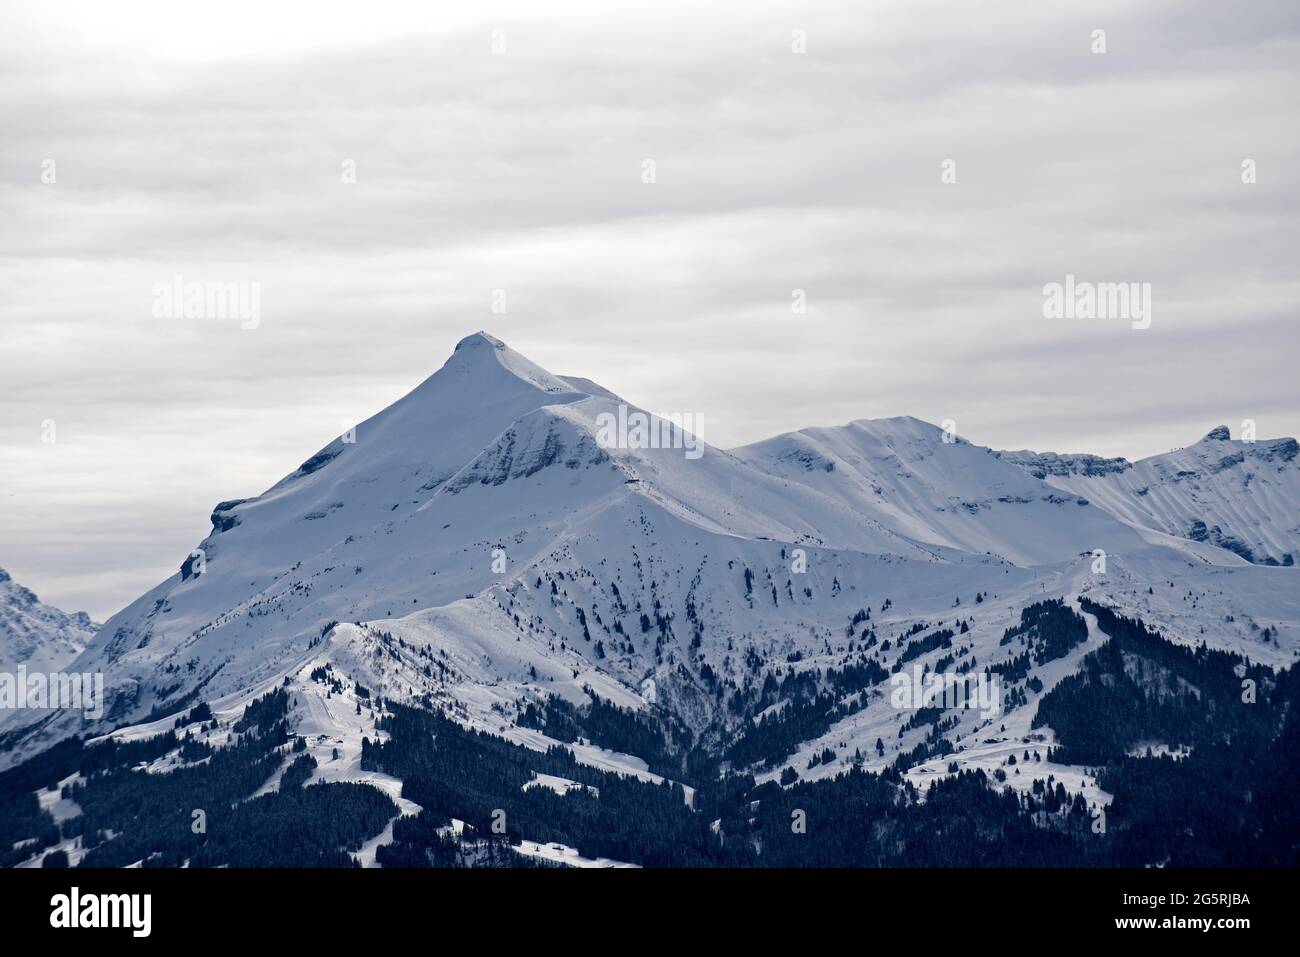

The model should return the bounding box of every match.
[0,568,97,674]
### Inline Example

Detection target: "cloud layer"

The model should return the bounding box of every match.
[2,0,1297,618]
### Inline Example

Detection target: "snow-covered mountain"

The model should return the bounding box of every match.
[732,416,1231,568]
[2,332,1297,867]
[998,426,1300,566]
[0,568,98,673]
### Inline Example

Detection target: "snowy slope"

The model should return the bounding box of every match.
[733,417,1230,567]
[0,567,98,673]
[754,558,1299,799]
[999,425,1300,565]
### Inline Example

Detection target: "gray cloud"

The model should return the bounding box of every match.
[1,0,1297,618]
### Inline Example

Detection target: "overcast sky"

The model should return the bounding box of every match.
[2,0,1297,620]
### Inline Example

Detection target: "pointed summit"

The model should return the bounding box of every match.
[435,330,577,396]
[453,330,506,353]
[1202,425,1231,442]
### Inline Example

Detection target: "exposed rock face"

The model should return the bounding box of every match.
[999,430,1300,565]
[0,567,99,672]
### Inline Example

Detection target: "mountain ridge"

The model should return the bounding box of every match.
[998,424,1300,566]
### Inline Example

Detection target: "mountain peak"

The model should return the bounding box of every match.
[429,330,578,397]
[1202,425,1231,442]
[453,330,506,353]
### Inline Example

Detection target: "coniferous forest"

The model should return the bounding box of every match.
[2,604,1296,868]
